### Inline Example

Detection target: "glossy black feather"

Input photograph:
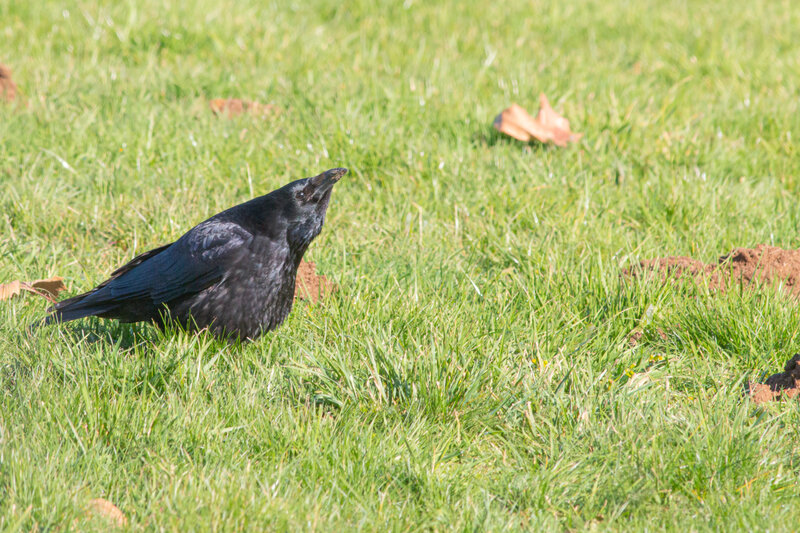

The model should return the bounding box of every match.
[46,168,347,340]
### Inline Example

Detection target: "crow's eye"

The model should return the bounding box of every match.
[297,185,314,203]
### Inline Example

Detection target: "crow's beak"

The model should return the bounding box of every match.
[309,167,348,188]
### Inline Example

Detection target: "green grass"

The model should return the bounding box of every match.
[2,0,800,530]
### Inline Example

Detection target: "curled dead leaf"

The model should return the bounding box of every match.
[294,260,336,303]
[0,277,66,303]
[87,498,127,528]
[628,330,643,347]
[209,98,279,118]
[0,63,18,102]
[494,94,582,147]
[0,280,21,300]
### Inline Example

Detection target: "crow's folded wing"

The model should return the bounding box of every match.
[104,221,254,305]
[108,243,174,278]
[46,221,256,324]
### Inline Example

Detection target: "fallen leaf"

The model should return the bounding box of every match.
[0,277,67,303]
[0,63,18,102]
[493,93,582,147]
[628,329,643,347]
[86,498,127,528]
[209,98,279,118]
[294,260,336,303]
[0,280,21,300]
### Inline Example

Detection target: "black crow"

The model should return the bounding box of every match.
[45,167,347,341]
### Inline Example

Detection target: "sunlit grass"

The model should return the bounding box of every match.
[1,0,800,530]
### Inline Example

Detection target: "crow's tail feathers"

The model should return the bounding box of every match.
[41,242,175,328]
[43,291,116,325]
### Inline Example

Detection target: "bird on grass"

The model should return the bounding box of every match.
[45,167,347,341]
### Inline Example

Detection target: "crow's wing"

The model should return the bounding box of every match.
[108,243,174,278]
[50,243,174,312]
[103,220,254,304]
[47,221,254,322]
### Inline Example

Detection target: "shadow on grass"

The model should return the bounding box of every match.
[44,319,247,398]
[50,319,159,352]
[48,314,244,352]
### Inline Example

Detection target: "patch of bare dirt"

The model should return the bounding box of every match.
[626,245,800,297]
[209,98,279,118]
[747,354,800,404]
[294,260,335,303]
[0,64,18,102]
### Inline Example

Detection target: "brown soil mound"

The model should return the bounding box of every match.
[209,98,278,118]
[0,64,18,102]
[747,354,800,404]
[294,260,335,303]
[626,245,800,296]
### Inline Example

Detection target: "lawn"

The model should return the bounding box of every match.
[2,0,800,530]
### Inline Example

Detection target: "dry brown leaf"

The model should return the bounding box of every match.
[0,63,18,102]
[209,98,279,118]
[294,260,336,303]
[627,329,643,347]
[0,280,22,300]
[86,498,127,528]
[494,93,582,147]
[29,278,67,299]
[0,277,66,303]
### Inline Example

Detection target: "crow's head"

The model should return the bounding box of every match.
[284,167,347,247]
